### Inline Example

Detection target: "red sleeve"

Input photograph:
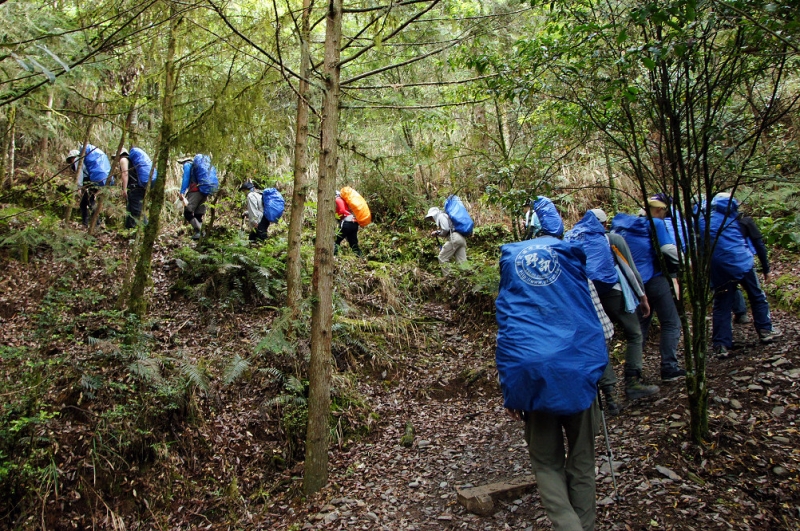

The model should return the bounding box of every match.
[335,197,351,218]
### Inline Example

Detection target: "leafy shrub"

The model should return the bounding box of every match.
[0,207,93,264]
[173,238,287,306]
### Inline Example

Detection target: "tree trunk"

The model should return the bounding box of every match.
[7,107,15,189]
[286,0,313,324]
[303,0,342,496]
[128,5,178,316]
[40,90,54,158]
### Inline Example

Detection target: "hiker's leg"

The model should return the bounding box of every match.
[453,233,467,262]
[256,217,270,240]
[525,411,585,531]
[740,268,772,331]
[601,290,644,376]
[645,275,682,373]
[732,288,747,318]
[438,236,456,263]
[344,222,362,256]
[125,187,145,229]
[563,406,597,531]
[711,280,737,348]
[80,189,90,225]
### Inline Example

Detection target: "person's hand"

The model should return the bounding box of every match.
[505,409,523,421]
[639,295,651,318]
[430,230,439,237]
[764,272,771,284]
[121,189,127,201]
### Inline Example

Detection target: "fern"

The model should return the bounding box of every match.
[128,357,164,384]
[178,359,211,394]
[222,354,251,386]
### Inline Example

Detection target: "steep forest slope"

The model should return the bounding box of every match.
[0,222,799,530]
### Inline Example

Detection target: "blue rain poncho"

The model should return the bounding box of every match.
[495,237,608,416]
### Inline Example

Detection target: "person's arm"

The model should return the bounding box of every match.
[180,163,191,196]
[740,216,770,277]
[335,197,349,219]
[652,219,680,273]
[435,214,452,237]
[119,157,129,200]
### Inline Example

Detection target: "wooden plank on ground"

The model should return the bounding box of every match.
[455,475,536,516]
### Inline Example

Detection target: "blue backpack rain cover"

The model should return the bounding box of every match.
[564,211,618,291]
[261,188,285,223]
[495,237,608,416]
[532,196,564,238]
[704,196,754,287]
[444,195,474,236]
[129,147,157,187]
[84,144,112,186]
[611,213,657,283]
[191,154,219,195]
[665,208,688,251]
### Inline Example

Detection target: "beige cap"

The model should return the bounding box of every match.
[589,208,607,223]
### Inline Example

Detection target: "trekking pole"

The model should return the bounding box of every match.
[597,389,621,502]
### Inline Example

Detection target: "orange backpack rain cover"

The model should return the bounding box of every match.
[340,186,372,227]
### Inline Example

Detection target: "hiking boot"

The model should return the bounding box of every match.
[601,386,620,416]
[192,230,202,240]
[758,328,782,344]
[713,344,733,359]
[661,367,686,383]
[733,313,752,324]
[625,376,659,400]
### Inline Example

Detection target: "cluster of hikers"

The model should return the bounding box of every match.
[496,192,781,531]
[64,146,781,529]
[64,147,377,250]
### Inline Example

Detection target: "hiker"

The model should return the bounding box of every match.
[425,206,466,263]
[565,209,659,415]
[524,196,564,239]
[731,204,770,326]
[611,196,686,383]
[335,190,362,256]
[179,154,218,240]
[116,148,156,229]
[66,145,112,226]
[496,235,612,531]
[704,193,781,358]
[241,181,269,241]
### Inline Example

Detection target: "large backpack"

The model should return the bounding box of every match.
[191,154,219,195]
[261,188,285,223]
[495,237,608,415]
[128,147,157,188]
[564,211,618,292]
[83,144,112,186]
[340,186,372,227]
[611,213,657,284]
[531,196,563,238]
[444,195,474,236]
[703,195,754,287]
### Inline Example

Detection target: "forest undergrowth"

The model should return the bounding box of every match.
[0,219,798,530]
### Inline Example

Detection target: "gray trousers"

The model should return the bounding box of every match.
[639,275,681,373]
[524,405,597,531]
[438,232,467,263]
[598,289,645,388]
